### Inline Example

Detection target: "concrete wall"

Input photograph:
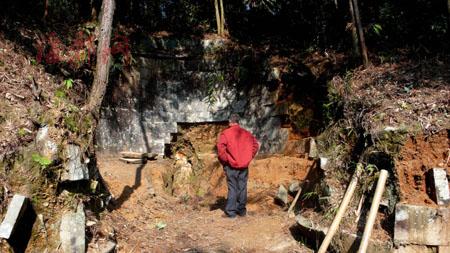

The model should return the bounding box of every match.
[96,37,289,155]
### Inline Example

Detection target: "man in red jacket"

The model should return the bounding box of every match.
[217,114,259,218]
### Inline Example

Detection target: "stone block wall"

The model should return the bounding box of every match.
[96,37,289,155]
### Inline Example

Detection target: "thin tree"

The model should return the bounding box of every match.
[214,0,222,35]
[214,0,226,36]
[350,0,369,67]
[85,0,115,113]
[348,0,360,58]
[219,0,226,35]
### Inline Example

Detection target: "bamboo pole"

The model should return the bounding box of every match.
[357,169,389,253]
[317,164,363,253]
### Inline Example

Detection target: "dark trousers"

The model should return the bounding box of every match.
[224,165,248,217]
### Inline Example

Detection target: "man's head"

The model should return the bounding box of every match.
[228,113,240,126]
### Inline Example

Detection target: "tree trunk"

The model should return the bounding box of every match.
[85,0,115,113]
[214,0,221,35]
[43,0,48,20]
[219,0,226,35]
[447,0,450,33]
[351,0,369,67]
[348,0,360,58]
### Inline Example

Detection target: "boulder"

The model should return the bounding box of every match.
[61,144,89,181]
[60,204,86,253]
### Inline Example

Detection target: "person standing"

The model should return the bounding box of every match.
[217,114,259,218]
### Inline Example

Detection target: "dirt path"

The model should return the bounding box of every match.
[94,156,313,253]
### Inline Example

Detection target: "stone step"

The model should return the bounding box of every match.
[0,195,28,239]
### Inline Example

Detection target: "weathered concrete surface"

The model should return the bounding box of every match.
[394,203,450,246]
[61,144,89,181]
[0,195,27,239]
[426,168,449,206]
[60,204,86,253]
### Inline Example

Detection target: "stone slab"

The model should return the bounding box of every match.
[0,195,27,239]
[62,144,89,181]
[60,204,85,253]
[308,138,318,158]
[394,203,450,246]
[426,168,449,206]
[275,185,288,206]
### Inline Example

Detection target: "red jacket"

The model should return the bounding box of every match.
[217,124,259,169]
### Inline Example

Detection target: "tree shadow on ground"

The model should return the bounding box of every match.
[109,163,146,210]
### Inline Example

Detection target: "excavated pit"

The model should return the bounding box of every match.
[157,122,317,213]
[96,123,320,252]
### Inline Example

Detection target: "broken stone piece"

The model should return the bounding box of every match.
[0,195,28,239]
[61,144,89,181]
[394,245,437,253]
[394,203,450,246]
[319,157,328,170]
[426,168,449,206]
[35,126,58,161]
[308,138,318,158]
[100,241,117,253]
[60,204,86,253]
[288,180,301,194]
[275,184,288,206]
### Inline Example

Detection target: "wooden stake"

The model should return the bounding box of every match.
[317,164,363,253]
[357,169,388,253]
[287,186,303,217]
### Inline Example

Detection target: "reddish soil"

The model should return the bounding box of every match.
[396,130,450,206]
[94,154,316,252]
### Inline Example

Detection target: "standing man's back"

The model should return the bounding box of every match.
[217,114,259,218]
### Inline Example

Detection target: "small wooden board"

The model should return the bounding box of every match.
[120,151,146,159]
[119,158,146,164]
[120,152,158,160]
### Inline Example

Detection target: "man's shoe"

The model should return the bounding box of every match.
[237,212,246,217]
[222,213,237,219]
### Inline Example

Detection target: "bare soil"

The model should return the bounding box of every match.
[396,130,450,206]
[94,154,316,252]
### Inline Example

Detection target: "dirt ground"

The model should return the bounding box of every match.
[93,154,315,253]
